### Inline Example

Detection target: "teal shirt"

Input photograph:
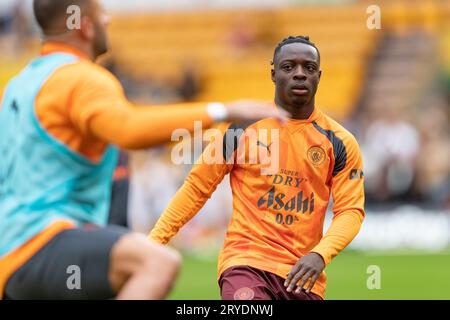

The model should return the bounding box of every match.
[0,53,118,257]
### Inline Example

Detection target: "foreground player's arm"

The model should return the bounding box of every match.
[286,134,365,293]
[70,67,286,149]
[149,127,234,244]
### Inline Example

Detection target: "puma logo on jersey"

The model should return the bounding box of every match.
[257,141,272,155]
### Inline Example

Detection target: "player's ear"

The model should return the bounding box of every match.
[79,16,94,41]
[318,70,322,80]
[270,59,276,83]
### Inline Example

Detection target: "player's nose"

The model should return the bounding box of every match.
[292,66,307,81]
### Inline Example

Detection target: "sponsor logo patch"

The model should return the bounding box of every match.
[349,169,364,180]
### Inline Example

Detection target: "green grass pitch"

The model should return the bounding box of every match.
[169,250,450,300]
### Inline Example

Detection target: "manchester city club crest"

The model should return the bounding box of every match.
[307,146,326,166]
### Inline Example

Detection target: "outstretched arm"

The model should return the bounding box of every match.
[69,68,287,149]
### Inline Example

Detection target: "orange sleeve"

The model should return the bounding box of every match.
[149,125,234,244]
[70,65,213,149]
[311,133,365,265]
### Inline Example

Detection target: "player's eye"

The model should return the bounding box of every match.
[281,65,293,71]
[306,65,317,72]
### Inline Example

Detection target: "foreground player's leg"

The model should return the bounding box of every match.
[109,233,180,300]
[4,226,180,300]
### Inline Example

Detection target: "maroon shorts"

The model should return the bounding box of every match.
[219,265,323,300]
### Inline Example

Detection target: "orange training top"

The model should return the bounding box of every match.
[0,42,213,298]
[150,108,365,299]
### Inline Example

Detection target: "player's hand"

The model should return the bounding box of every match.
[284,252,325,294]
[224,100,290,125]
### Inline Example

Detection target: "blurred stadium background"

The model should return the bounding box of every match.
[1,0,450,299]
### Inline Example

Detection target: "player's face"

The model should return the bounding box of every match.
[272,43,321,108]
[90,0,110,58]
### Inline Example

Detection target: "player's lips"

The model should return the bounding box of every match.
[290,84,309,95]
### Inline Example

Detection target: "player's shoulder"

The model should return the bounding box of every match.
[230,102,281,131]
[315,110,360,148]
[56,59,122,90]
[226,117,274,133]
[246,117,281,131]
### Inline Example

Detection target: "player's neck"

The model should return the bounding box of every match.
[290,105,315,120]
[276,98,315,120]
[43,36,95,61]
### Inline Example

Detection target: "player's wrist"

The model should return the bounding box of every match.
[309,251,328,266]
[206,102,228,122]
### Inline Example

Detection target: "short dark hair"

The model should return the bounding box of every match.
[33,0,91,35]
[272,35,320,65]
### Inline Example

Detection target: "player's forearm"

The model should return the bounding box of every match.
[148,124,232,244]
[311,210,364,265]
[89,103,213,149]
[149,175,217,244]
